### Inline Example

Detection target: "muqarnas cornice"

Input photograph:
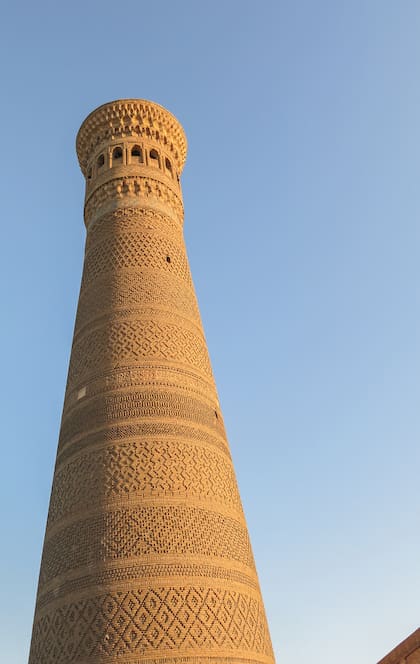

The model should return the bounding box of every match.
[76,99,187,176]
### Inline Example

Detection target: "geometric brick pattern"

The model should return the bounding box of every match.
[40,505,254,584]
[48,439,241,524]
[58,390,224,446]
[75,269,202,332]
[30,587,272,663]
[85,208,180,246]
[29,99,275,663]
[57,421,229,465]
[68,319,212,385]
[36,563,260,611]
[63,365,216,411]
[81,231,192,288]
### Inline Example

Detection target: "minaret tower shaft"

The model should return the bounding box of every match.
[29,99,275,664]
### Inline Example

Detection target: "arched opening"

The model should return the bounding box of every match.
[149,149,160,167]
[97,153,105,168]
[131,145,143,163]
[112,147,123,163]
[87,168,92,181]
[165,157,172,174]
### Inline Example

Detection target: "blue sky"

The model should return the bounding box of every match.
[1,1,419,662]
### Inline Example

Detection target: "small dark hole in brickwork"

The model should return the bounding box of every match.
[166,256,171,263]
[214,410,218,419]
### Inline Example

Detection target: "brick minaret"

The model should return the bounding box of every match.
[29,99,275,664]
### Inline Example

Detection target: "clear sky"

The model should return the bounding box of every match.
[1,1,419,662]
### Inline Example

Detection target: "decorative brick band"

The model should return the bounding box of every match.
[30,586,271,663]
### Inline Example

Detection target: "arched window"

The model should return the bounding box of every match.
[165,157,172,174]
[112,147,123,163]
[131,145,143,163]
[97,153,105,168]
[87,168,92,181]
[149,149,160,167]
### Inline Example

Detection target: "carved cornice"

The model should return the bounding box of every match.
[76,99,187,176]
[84,175,184,227]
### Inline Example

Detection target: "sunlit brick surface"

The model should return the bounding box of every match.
[29,100,275,664]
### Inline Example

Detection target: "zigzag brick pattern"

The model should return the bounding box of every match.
[29,99,275,664]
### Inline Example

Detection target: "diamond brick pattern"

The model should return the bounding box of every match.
[30,587,272,663]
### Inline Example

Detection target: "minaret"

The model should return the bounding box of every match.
[29,99,275,664]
